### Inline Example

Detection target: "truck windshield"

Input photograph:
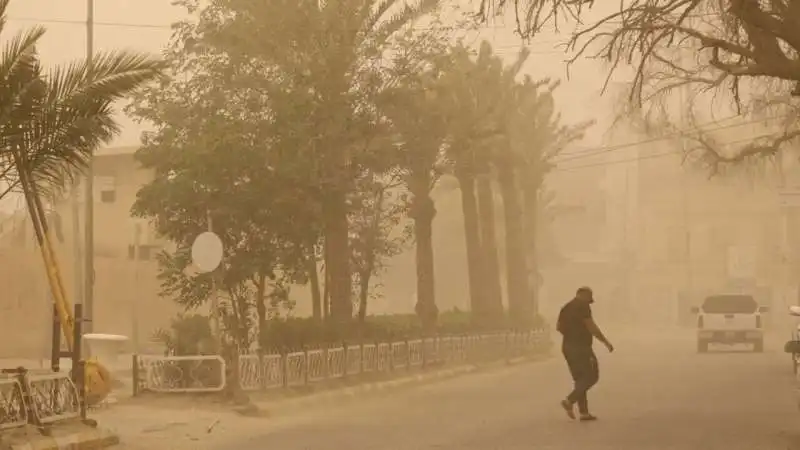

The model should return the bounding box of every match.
[701,295,758,314]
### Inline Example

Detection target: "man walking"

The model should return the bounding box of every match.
[557,286,614,421]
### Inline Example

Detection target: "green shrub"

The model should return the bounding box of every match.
[154,310,549,355]
[258,309,548,352]
[152,314,218,356]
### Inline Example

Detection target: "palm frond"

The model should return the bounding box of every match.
[47,50,166,107]
[0,47,164,201]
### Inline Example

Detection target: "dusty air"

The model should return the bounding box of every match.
[0,0,797,448]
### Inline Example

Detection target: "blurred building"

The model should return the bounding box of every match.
[0,147,176,358]
[630,118,789,328]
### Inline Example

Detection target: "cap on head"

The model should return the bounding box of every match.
[576,286,594,303]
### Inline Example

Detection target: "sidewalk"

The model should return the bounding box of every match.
[98,403,261,450]
[98,354,550,449]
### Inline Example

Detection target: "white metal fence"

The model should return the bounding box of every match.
[0,370,81,430]
[134,329,551,394]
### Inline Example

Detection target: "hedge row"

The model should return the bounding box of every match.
[156,309,548,356]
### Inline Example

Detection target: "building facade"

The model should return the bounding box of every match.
[0,147,177,358]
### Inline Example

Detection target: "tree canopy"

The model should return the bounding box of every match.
[484,0,799,167]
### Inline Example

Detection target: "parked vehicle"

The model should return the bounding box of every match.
[691,294,768,353]
[785,306,800,374]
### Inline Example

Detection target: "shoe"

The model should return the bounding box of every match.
[560,400,576,419]
[579,414,598,421]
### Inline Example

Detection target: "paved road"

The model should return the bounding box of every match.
[217,330,800,450]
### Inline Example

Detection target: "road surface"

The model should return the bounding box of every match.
[215,330,800,450]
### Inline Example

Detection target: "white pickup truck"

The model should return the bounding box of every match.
[785,306,800,374]
[691,294,768,353]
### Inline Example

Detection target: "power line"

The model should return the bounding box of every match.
[8,16,172,29]
[553,132,785,172]
[5,15,618,56]
[553,114,790,164]
[554,149,680,172]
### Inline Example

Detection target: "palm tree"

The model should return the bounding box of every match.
[208,0,440,323]
[511,80,592,316]
[381,65,449,333]
[0,4,164,202]
[496,76,558,326]
[0,0,163,404]
[0,0,163,308]
[471,44,529,328]
[439,42,514,328]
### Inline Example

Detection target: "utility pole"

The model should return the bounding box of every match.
[132,223,142,353]
[71,186,82,309]
[207,210,220,342]
[83,0,95,333]
[679,44,694,305]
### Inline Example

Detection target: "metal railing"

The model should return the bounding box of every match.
[0,370,82,431]
[134,355,226,394]
[133,329,551,395]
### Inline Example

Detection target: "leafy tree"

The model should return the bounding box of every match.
[482,0,799,166]
[126,5,315,355]
[201,0,441,324]
[349,171,411,322]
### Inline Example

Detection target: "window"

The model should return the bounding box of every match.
[96,176,116,203]
[701,295,757,314]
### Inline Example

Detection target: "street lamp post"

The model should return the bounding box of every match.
[83,0,95,334]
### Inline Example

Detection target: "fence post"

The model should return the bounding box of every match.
[421,336,427,370]
[257,350,265,391]
[281,349,288,389]
[72,303,86,420]
[342,341,348,379]
[432,335,438,365]
[504,331,510,364]
[359,341,364,375]
[51,304,60,373]
[303,346,309,386]
[388,341,395,373]
[405,339,411,371]
[374,340,381,372]
[132,354,140,397]
[322,343,329,380]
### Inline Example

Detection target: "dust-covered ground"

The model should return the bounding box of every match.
[117,329,800,449]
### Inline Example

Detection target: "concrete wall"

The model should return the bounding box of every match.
[0,149,179,359]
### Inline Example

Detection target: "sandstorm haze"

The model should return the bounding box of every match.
[0,0,795,350]
[0,0,798,448]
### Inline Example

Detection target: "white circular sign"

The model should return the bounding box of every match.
[191,231,223,273]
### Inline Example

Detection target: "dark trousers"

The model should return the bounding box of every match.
[563,344,599,414]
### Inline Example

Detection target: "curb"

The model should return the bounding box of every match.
[251,352,552,416]
[2,424,118,450]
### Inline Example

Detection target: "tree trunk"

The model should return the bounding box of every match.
[322,265,330,321]
[456,171,487,327]
[307,246,322,322]
[497,167,530,328]
[476,173,505,327]
[324,187,352,322]
[411,185,438,334]
[522,180,540,316]
[254,274,267,349]
[223,287,248,402]
[358,271,370,323]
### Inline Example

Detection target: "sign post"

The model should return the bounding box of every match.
[191,224,224,342]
